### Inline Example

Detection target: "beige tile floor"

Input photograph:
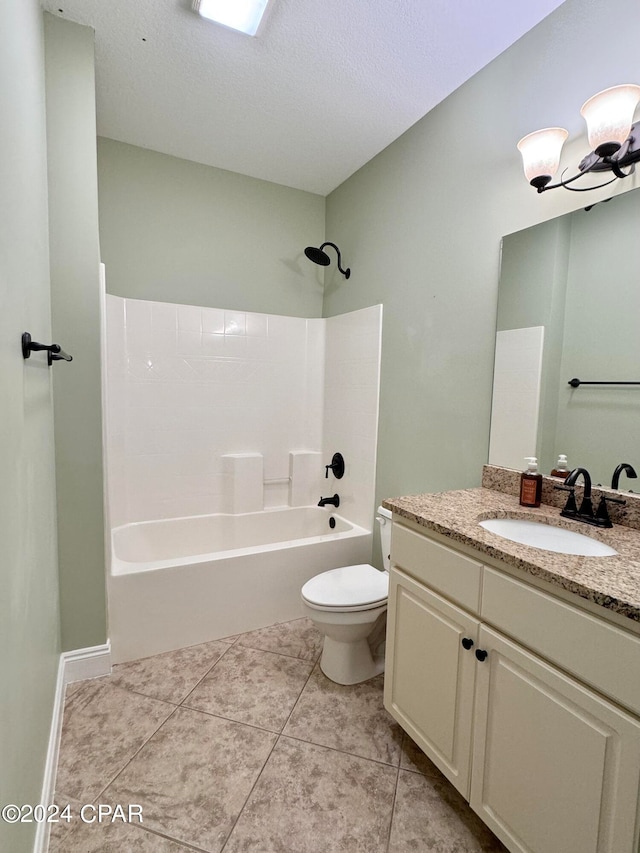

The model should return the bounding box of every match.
[49,618,507,853]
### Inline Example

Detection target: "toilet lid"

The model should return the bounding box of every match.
[301,564,388,608]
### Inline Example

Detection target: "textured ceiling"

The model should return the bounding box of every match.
[42,0,567,195]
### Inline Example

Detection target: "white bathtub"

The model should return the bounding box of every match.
[108,507,372,663]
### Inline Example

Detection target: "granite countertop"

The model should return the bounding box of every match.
[383,487,640,624]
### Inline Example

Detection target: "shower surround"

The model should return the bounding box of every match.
[104,296,382,661]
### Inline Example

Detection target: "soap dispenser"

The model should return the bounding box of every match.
[520,457,542,507]
[550,454,569,481]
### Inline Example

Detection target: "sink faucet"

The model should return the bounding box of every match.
[563,467,593,518]
[559,467,625,528]
[318,494,340,508]
[559,467,594,521]
[611,462,638,490]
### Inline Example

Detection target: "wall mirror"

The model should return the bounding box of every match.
[488,185,640,488]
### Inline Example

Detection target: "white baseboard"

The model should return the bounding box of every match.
[33,642,111,853]
[61,642,112,687]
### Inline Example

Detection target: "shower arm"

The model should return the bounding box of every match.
[319,242,350,278]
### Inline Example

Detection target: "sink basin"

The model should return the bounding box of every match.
[479,518,617,557]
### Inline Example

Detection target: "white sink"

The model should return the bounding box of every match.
[479,518,617,557]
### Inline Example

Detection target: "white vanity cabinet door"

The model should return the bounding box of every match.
[384,567,480,797]
[470,624,640,853]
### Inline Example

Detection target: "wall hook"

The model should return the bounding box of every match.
[22,332,73,366]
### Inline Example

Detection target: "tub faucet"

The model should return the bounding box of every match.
[318,494,340,508]
[611,462,637,490]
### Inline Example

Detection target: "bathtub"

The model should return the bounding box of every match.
[108,507,372,663]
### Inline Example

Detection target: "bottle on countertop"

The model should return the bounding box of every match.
[520,457,542,508]
[550,454,569,480]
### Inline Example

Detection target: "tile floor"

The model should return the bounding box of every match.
[49,618,507,853]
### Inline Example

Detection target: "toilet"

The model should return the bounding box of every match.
[301,505,392,685]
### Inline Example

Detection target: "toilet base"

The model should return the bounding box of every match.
[301,598,387,686]
[319,635,385,685]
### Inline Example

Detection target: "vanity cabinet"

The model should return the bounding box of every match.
[384,520,640,853]
[386,569,479,795]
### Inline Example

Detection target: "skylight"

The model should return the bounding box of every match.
[192,0,271,36]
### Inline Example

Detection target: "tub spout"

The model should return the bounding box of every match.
[318,494,340,508]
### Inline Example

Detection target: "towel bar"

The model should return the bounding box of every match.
[568,377,640,388]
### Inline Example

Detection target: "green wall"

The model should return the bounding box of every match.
[45,14,107,652]
[0,3,61,851]
[324,0,640,572]
[97,138,326,317]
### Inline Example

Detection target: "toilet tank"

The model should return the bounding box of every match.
[376,505,392,571]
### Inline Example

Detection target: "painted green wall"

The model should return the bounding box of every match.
[0,3,61,851]
[324,0,640,568]
[97,138,326,317]
[45,14,107,651]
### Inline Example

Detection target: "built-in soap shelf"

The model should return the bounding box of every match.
[222,451,324,513]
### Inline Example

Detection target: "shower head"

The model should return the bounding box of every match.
[304,242,351,279]
[304,246,331,267]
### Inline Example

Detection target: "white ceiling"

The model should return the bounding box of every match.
[42,0,567,195]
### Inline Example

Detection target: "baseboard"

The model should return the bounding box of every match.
[33,642,111,853]
[61,641,112,687]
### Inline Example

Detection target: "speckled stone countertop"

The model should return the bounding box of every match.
[383,487,640,624]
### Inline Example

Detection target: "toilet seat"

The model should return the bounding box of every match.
[301,564,388,611]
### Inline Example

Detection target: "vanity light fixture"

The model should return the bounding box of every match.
[192,0,271,36]
[518,84,640,193]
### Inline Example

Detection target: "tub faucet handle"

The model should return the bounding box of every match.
[324,453,345,480]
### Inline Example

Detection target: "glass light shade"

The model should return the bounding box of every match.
[517,127,569,183]
[580,84,640,155]
[193,0,270,35]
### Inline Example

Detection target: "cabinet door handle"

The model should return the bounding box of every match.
[461,637,474,650]
[475,649,488,662]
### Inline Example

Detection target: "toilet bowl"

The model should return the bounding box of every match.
[301,505,392,685]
